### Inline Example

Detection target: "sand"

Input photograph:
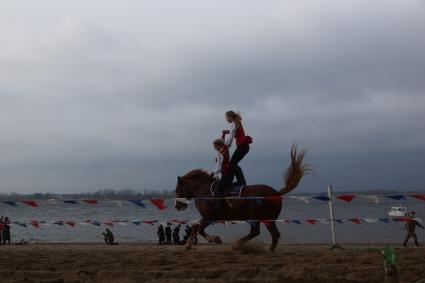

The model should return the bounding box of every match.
[0,243,424,283]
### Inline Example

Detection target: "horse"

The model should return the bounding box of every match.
[175,144,310,251]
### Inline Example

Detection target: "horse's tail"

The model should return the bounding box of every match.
[278,143,311,195]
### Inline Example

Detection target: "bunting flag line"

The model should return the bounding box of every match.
[1,193,424,209]
[8,217,422,229]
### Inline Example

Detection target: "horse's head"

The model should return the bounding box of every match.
[175,169,213,211]
[175,176,190,210]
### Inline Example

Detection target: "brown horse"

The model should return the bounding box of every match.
[175,144,310,251]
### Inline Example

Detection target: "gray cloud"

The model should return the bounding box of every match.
[0,0,424,193]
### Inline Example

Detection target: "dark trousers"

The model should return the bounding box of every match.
[403,232,420,246]
[217,143,249,195]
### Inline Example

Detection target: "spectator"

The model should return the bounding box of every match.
[172,224,181,245]
[165,223,172,244]
[157,224,165,245]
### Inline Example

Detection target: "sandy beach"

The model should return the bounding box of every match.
[0,243,424,282]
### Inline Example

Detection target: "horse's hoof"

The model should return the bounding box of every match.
[215,237,222,244]
[185,245,192,251]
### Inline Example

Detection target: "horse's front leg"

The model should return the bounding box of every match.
[185,223,200,251]
[198,220,222,244]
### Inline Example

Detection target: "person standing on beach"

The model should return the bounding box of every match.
[403,211,424,247]
[102,228,116,245]
[1,217,11,245]
[0,216,4,243]
[165,224,172,244]
[157,224,165,245]
[215,111,252,200]
[172,224,181,245]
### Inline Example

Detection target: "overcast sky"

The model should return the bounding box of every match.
[1,0,424,194]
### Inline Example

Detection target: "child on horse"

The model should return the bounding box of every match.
[214,111,252,201]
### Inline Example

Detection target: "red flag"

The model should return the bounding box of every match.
[66,221,75,227]
[22,200,38,207]
[260,220,272,226]
[143,220,156,225]
[83,200,98,205]
[337,195,355,203]
[150,199,166,210]
[410,195,425,201]
[349,218,361,224]
[31,221,39,228]
[306,219,318,225]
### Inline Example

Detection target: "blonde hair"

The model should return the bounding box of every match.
[225,110,242,128]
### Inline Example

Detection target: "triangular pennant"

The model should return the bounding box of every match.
[4,201,17,207]
[337,195,355,203]
[150,199,166,210]
[91,221,101,226]
[142,220,157,225]
[410,195,425,201]
[379,218,390,223]
[291,220,301,224]
[83,200,98,205]
[288,196,310,203]
[335,219,344,224]
[66,221,75,227]
[54,221,64,225]
[306,219,318,225]
[15,222,28,228]
[363,218,378,223]
[348,218,361,224]
[22,200,38,207]
[63,200,78,204]
[128,199,146,208]
[385,195,406,201]
[31,220,39,228]
[312,196,330,201]
[132,221,141,225]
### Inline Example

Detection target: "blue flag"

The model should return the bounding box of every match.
[312,196,330,201]
[128,200,146,208]
[4,201,17,207]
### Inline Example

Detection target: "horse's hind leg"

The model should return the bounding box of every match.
[198,220,222,244]
[233,221,260,250]
[265,221,280,252]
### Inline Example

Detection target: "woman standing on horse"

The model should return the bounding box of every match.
[217,111,252,197]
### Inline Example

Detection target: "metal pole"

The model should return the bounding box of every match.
[328,185,337,245]
[328,185,343,250]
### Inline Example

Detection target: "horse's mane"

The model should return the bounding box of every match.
[182,169,211,181]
